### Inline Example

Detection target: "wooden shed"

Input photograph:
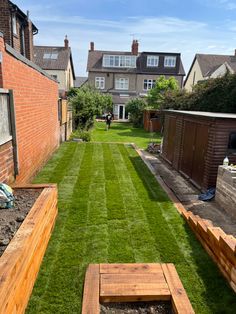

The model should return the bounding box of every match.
[143,109,162,132]
[161,110,236,191]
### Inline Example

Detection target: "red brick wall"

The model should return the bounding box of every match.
[0,36,59,183]
[0,141,14,183]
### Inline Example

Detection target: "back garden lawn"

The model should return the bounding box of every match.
[27,142,236,314]
[91,121,161,148]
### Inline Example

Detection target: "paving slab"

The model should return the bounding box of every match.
[140,150,236,237]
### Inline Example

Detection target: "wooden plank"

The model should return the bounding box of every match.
[100,292,171,303]
[219,236,236,267]
[101,273,166,284]
[162,264,195,314]
[100,263,163,274]
[82,264,100,314]
[0,185,58,314]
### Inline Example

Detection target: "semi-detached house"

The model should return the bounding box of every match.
[87,40,185,120]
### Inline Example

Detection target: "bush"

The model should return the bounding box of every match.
[71,129,91,142]
[68,86,113,130]
[163,73,236,113]
[126,98,147,127]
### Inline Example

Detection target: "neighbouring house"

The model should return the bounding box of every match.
[87,40,185,120]
[74,76,88,88]
[0,2,59,184]
[0,0,38,61]
[161,110,236,191]
[184,52,236,91]
[34,36,76,96]
[34,37,76,141]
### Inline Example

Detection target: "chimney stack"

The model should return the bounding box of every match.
[90,42,94,51]
[131,40,139,55]
[64,35,69,48]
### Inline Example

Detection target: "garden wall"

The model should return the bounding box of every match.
[0,32,59,183]
[0,184,58,314]
[0,141,14,183]
[215,166,236,219]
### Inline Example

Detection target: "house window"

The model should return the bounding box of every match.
[12,14,17,35]
[43,53,58,59]
[164,56,176,67]
[147,56,159,67]
[103,55,136,68]
[51,75,58,80]
[143,79,156,90]
[0,94,12,145]
[115,78,129,90]
[95,77,105,89]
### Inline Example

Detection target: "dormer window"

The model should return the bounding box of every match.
[12,14,17,35]
[147,56,159,67]
[43,53,58,59]
[164,56,176,67]
[103,55,136,68]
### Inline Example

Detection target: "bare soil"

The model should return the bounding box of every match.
[0,189,42,256]
[100,301,172,314]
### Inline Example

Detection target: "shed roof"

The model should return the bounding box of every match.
[164,110,236,119]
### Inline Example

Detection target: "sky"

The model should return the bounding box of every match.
[14,0,236,77]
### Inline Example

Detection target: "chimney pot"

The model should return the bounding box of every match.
[131,39,139,55]
[90,42,94,51]
[64,35,69,48]
[234,49,236,56]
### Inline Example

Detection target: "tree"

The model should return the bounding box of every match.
[147,76,179,108]
[69,86,113,130]
[126,98,147,127]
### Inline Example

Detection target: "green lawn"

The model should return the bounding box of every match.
[91,121,161,148]
[26,142,236,314]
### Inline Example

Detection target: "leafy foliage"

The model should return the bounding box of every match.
[147,76,179,108]
[69,86,113,130]
[163,74,236,113]
[126,98,148,127]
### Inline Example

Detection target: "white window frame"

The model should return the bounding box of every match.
[164,56,176,67]
[115,78,129,90]
[143,79,156,90]
[43,53,58,60]
[95,77,105,89]
[103,55,136,68]
[0,93,12,146]
[147,56,159,67]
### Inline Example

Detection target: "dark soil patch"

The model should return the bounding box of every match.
[100,301,172,314]
[0,189,42,256]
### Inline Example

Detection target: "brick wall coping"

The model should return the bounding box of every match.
[5,43,58,83]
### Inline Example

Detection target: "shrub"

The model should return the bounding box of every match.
[126,98,147,127]
[68,86,113,130]
[71,129,91,142]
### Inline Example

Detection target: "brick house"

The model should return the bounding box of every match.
[87,40,185,120]
[0,0,38,61]
[0,2,59,184]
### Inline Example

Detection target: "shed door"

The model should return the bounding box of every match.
[191,124,208,187]
[166,117,176,164]
[180,121,196,178]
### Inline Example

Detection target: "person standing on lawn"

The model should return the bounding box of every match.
[105,112,113,130]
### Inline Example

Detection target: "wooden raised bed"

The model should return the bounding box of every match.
[82,263,195,314]
[0,184,58,314]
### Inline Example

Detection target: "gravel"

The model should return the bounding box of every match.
[100,301,172,314]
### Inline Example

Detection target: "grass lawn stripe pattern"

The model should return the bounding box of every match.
[27,142,236,314]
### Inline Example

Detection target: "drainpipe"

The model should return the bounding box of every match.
[9,90,19,177]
